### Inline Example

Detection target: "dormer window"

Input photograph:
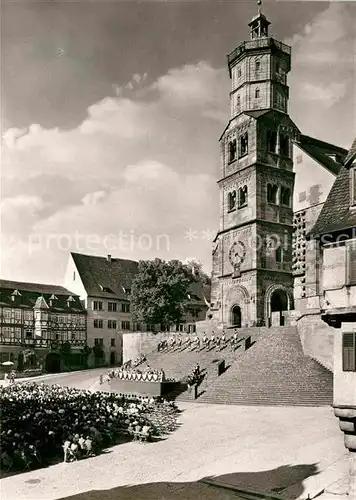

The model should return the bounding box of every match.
[228,191,237,211]
[67,295,75,307]
[239,133,248,157]
[99,285,114,293]
[11,289,21,302]
[49,294,57,307]
[228,139,237,162]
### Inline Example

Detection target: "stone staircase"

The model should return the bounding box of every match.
[197,326,333,406]
[140,342,246,401]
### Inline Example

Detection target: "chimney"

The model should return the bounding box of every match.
[107,254,112,263]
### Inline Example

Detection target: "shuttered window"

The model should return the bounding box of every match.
[342,332,356,371]
[346,240,356,285]
[351,168,356,206]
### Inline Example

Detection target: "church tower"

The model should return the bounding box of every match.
[210,3,299,329]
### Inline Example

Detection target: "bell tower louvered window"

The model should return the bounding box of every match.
[342,332,356,371]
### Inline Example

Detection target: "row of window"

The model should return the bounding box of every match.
[227,184,291,212]
[228,185,248,211]
[93,319,132,330]
[93,301,130,313]
[227,131,290,163]
[228,133,248,162]
[267,184,291,206]
[94,337,117,347]
[0,327,85,341]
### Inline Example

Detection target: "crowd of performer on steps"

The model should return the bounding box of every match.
[157,330,240,353]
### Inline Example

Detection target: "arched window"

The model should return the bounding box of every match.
[275,246,283,263]
[255,88,260,98]
[239,133,248,157]
[228,191,237,211]
[267,184,278,204]
[228,139,237,162]
[280,187,291,206]
[280,134,290,157]
[238,185,248,207]
[267,130,277,153]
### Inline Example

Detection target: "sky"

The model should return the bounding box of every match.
[1,0,355,285]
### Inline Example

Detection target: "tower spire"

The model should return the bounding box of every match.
[249,0,270,39]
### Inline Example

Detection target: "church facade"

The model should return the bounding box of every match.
[209,9,349,332]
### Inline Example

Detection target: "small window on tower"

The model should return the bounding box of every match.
[228,139,237,162]
[276,63,280,73]
[239,133,248,157]
[236,95,241,108]
[238,186,248,208]
[267,184,278,204]
[267,131,277,153]
[237,68,242,78]
[280,187,291,206]
[280,134,290,157]
[228,191,237,211]
[255,88,260,98]
[275,246,283,263]
[255,60,261,71]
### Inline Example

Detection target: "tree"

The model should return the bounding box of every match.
[131,258,195,329]
[184,258,211,286]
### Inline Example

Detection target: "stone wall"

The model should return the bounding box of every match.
[296,313,335,371]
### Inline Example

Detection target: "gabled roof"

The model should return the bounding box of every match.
[34,296,49,310]
[219,109,299,141]
[0,279,74,296]
[344,137,356,167]
[0,280,84,312]
[71,252,138,300]
[71,252,210,307]
[310,137,356,238]
[295,135,347,176]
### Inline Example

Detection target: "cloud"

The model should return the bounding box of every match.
[288,2,355,143]
[1,62,222,283]
[301,82,348,108]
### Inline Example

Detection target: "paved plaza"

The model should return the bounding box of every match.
[0,373,348,500]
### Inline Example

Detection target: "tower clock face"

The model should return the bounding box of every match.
[229,241,246,266]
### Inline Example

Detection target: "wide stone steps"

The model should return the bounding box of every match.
[197,326,333,407]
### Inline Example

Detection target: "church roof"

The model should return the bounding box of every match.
[309,137,356,239]
[295,135,347,176]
